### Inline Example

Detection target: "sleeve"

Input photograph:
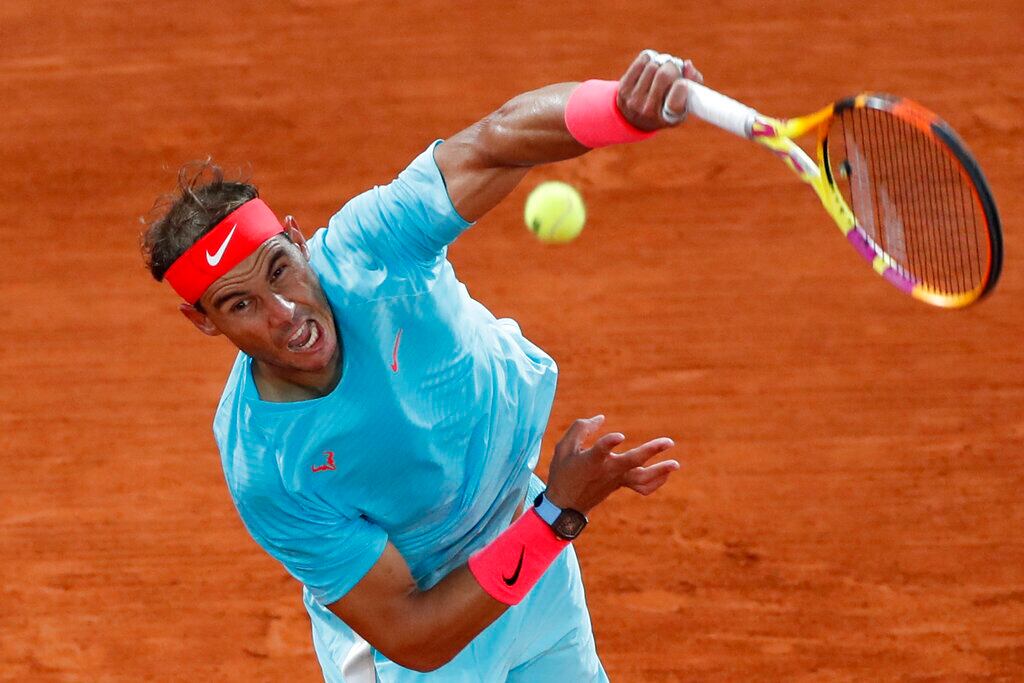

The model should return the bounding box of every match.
[235,493,389,606]
[324,140,473,269]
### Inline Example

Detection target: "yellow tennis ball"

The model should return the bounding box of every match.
[524,181,586,244]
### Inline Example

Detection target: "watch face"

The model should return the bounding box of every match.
[553,510,588,540]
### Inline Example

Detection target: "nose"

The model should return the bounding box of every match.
[266,293,296,327]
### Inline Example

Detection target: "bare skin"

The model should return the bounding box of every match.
[180,50,701,672]
[181,223,342,403]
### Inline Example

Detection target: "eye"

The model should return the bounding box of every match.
[231,299,249,312]
[271,265,287,281]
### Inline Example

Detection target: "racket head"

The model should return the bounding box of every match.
[815,94,1002,308]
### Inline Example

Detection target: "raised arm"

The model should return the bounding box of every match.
[327,415,679,672]
[435,50,703,222]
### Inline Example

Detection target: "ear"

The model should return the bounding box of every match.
[179,303,222,337]
[285,215,310,260]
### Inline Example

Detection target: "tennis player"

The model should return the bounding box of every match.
[142,50,700,681]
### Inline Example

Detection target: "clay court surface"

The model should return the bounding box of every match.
[2,1,1023,680]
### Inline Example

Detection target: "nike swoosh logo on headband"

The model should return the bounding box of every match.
[206,224,238,266]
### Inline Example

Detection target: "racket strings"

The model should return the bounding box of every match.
[832,107,988,295]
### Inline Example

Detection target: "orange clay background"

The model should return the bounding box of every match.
[2,1,1023,681]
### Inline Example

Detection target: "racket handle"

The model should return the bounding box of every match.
[684,80,758,139]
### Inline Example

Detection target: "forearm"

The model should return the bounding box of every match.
[437,68,672,222]
[471,83,589,169]
[393,504,572,670]
[334,507,570,672]
[396,566,507,671]
[436,83,592,221]
[329,545,509,673]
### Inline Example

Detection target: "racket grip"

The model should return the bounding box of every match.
[684,80,758,139]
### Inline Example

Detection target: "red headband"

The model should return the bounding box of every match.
[164,199,283,304]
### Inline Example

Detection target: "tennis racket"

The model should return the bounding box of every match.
[683,81,1003,308]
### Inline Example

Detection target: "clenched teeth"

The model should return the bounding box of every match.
[287,320,319,351]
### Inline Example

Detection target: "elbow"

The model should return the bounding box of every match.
[381,642,455,673]
[409,657,451,674]
[373,620,461,672]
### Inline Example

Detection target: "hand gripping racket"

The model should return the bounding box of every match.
[684,82,1003,308]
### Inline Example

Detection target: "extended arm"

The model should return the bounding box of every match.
[435,50,703,222]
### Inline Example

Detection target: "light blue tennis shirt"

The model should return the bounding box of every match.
[213,142,558,621]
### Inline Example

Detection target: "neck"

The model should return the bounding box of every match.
[251,337,343,403]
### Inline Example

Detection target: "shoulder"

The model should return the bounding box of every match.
[322,141,470,265]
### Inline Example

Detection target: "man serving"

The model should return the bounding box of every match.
[142,49,700,681]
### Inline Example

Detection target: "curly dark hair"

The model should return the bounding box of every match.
[141,160,259,282]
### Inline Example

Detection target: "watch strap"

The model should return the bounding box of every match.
[533,490,562,526]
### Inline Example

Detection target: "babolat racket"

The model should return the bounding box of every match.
[683,82,1003,308]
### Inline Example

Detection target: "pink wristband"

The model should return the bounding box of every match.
[564,79,657,148]
[468,508,570,605]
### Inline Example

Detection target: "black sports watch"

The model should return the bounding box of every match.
[533,489,588,540]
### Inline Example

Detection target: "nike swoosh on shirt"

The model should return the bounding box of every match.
[502,546,526,586]
[390,328,403,373]
[205,224,237,266]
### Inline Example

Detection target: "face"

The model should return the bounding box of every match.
[181,223,339,379]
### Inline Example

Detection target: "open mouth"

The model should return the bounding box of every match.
[286,319,322,353]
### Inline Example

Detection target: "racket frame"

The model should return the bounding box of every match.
[684,81,1001,308]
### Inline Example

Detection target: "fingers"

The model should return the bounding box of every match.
[619,51,650,93]
[680,58,704,84]
[621,51,677,111]
[619,49,701,129]
[561,416,677,472]
[662,79,689,124]
[560,414,606,452]
[623,459,680,495]
[629,61,660,112]
[624,459,680,484]
[617,437,676,468]
[589,431,626,459]
[661,58,703,124]
[644,60,683,117]
[629,471,675,495]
